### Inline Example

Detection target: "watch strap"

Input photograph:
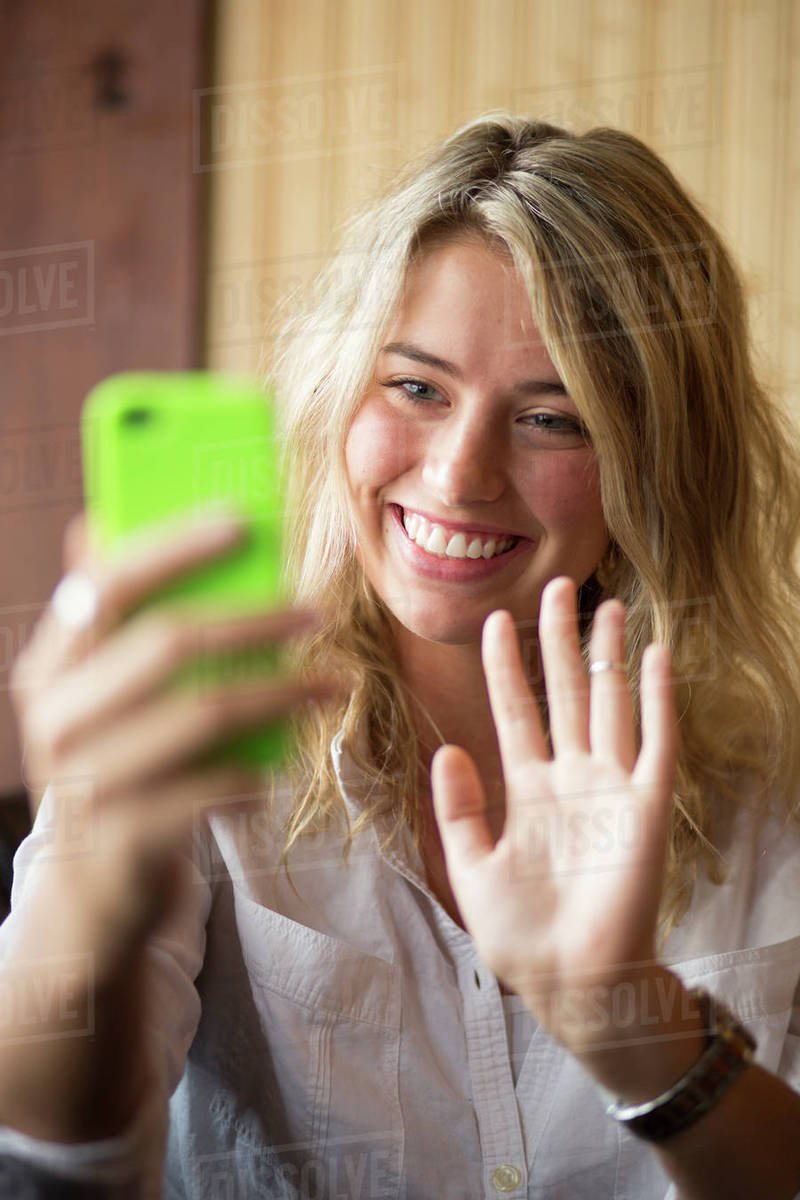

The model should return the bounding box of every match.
[604,987,756,1142]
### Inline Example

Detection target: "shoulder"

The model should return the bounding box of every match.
[662,796,800,1078]
[666,784,800,961]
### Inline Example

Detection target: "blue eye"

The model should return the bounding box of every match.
[382,380,589,447]
[386,378,441,404]
[525,412,586,436]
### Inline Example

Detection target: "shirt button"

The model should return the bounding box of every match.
[491,1164,522,1193]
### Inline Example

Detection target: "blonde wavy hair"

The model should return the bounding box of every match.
[267,112,800,934]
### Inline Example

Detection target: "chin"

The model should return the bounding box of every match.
[387,602,499,648]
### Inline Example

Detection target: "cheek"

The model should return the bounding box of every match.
[344,400,410,497]
[524,454,606,532]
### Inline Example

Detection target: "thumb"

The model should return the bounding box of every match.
[431,744,494,873]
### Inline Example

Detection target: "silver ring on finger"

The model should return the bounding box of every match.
[51,569,101,632]
[588,659,627,676]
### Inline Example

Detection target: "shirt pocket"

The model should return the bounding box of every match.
[231,884,404,1200]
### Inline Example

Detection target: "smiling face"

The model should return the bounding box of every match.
[344,235,609,649]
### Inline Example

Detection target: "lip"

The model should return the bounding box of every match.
[389,503,532,582]
[393,504,527,540]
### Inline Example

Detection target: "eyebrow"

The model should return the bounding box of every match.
[380,341,569,397]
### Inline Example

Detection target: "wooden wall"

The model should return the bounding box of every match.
[204,0,800,424]
[0,0,210,796]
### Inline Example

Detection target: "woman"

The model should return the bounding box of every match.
[1,114,799,1198]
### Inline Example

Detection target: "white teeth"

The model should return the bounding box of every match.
[444,532,467,558]
[400,509,517,560]
[426,526,448,555]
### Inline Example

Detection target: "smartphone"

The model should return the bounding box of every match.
[81,370,292,769]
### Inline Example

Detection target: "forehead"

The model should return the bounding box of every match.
[386,235,557,378]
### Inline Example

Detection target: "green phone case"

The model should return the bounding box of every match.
[81,371,292,770]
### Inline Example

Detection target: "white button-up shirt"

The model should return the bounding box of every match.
[1,722,800,1199]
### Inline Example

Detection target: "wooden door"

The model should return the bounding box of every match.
[0,0,211,902]
[0,1,211,830]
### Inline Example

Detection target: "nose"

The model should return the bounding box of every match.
[420,408,506,507]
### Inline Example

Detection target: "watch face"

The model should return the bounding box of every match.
[703,991,756,1049]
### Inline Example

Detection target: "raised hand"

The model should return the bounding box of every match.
[431,575,678,1059]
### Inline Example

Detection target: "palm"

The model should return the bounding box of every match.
[431,577,677,1040]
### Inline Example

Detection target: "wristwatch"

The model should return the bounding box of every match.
[604,987,756,1142]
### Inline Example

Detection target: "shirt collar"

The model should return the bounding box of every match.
[330,711,427,881]
[330,709,376,820]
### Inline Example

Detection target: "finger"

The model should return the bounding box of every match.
[588,598,636,771]
[54,762,264,849]
[55,764,267,950]
[631,645,678,836]
[482,609,549,771]
[538,577,590,757]
[26,607,322,762]
[97,502,248,604]
[55,673,339,801]
[33,506,248,680]
[121,763,267,845]
[431,744,494,870]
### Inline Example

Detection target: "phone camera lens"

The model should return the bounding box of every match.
[122,407,153,426]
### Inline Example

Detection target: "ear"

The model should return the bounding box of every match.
[595,539,619,589]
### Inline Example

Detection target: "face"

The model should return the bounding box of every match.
[344,236,609,648]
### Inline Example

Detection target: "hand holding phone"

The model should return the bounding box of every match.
[6,501,340,1144]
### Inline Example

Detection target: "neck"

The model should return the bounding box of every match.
[380,623,525,935]
[388,621,517,831]
[375,613,551,932]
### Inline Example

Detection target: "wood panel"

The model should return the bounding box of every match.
[206,0,800,427]
[0,0,210,795]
